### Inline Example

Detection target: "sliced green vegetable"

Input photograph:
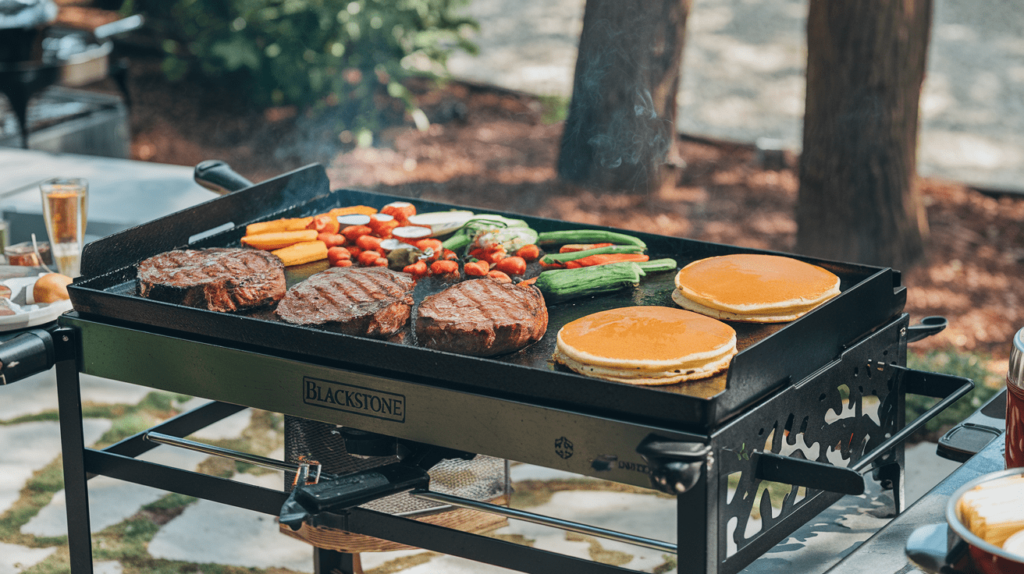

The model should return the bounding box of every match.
[474,227,539,252]
[536,230,647,249]
[540,245,645,265]
[441,215,531,251]
[535,262,645,304]
[637,258,677,273]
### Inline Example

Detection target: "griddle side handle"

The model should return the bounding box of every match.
[906,316,948,343]
[753,452,864,495]
[850,366,974,473]
[194,160,255,195]
[0,328,55,386]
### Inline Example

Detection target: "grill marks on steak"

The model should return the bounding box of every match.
[276,267,415,338]
[138,248,286,312]
[416,279,548,357]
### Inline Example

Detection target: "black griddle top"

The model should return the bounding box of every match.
[67,165,907,432]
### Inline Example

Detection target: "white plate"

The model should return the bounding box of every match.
[0,276,73,332]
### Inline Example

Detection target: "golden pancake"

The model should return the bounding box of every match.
[553,306,737,385]
[673,254,840,323]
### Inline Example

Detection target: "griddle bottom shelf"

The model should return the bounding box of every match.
[51,311,973,574]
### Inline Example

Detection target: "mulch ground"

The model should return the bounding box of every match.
[89,55,1024,366]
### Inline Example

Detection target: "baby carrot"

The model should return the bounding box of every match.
[464,260,489,277]
[430,260,459,275]
[516,244,541,262]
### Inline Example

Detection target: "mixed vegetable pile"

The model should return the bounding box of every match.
[239,202,677,303]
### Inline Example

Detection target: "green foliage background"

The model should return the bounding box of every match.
[906,349,999,439]
[125,0,477,134]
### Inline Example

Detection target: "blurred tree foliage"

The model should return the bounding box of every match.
[125,0,477,136]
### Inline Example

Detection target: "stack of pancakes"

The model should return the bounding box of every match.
[671,254,840,323]
[553,306,737,385]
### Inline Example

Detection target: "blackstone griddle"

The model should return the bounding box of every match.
[0,163,975,574]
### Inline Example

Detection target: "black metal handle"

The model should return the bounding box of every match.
[280,463,429,530]
[751,365,974,495]
[754,451,864,495]
[636,436,710,494]
[0,328,55,386]
[193,160,255,195]
[907,316,948,343]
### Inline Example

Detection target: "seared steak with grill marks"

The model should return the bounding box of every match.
[138,248,286,312]
[416,279,547,356]
[276,266,415,338]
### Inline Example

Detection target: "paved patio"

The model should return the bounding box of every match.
[0,366,962,573]
[447,0,1024,193]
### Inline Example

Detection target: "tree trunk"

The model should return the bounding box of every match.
[557,0,690,193]
[796,0,932,269]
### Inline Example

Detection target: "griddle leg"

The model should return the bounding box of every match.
[314,548,362,574]
[875,461,905,515]
[678,470,712,574]
[55,329,95,573]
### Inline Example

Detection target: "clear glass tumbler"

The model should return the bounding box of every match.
[39,178,88,277]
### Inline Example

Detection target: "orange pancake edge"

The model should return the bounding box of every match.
[553,345,735,385]
[670,289,834,323]
[674,254,840,313]
[554,306,737,371]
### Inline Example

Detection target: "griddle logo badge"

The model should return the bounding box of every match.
[304,377,405,423]
[555,437,573,459]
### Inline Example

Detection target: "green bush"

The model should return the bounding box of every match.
[126,0,477,135]
[906,349,1000,440]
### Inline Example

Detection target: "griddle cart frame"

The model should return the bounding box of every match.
[53,309,971,574]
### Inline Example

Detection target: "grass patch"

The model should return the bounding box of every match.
[0,458,66,547]
[653,555,678,574]
[366,552,439,574]
[0,412,61,425]
[907,349,1000,441]
[565,532,634,566]
[489,533,535,547]
[91,391,193,447]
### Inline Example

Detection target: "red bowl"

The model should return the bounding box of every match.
[947,468,1024,574]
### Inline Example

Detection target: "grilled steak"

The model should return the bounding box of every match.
[416,279,547,357]
[276,266,415,338]
[138,248,286,313]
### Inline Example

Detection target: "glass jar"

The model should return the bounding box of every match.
[1006,327,1024,468]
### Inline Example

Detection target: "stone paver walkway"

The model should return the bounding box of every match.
[0,365,966,573]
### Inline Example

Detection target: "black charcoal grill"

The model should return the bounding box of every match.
[0,0,141,148]
[0,163,973,574]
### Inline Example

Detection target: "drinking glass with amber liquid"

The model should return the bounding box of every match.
[40,178,88,277]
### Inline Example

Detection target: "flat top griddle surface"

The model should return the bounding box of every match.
[68,165,906,431]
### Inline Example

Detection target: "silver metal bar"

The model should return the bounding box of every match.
[410,489,677,554]
[143,431,308,476]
